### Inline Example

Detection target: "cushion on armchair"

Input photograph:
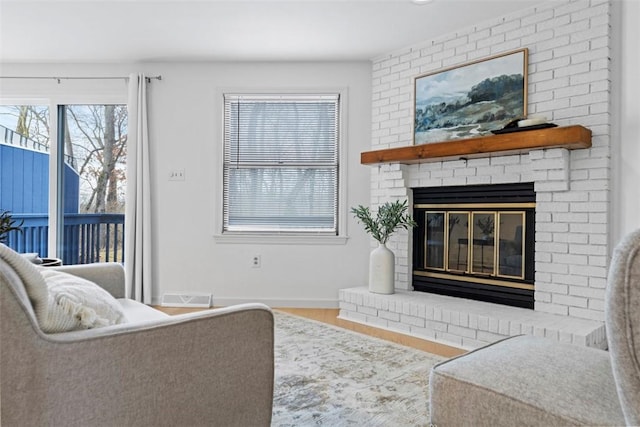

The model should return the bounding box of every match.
[38,268,127,332]
[430,335,626,426]
[0,243,127,333]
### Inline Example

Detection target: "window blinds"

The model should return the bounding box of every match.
[223,94,340,233]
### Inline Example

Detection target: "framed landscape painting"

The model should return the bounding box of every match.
[414,48,528,145]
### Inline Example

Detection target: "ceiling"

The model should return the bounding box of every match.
[0,0,541,63]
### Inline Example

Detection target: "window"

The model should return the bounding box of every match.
[0,104,51,253]
[223,94,340,234]
[0,104,127,264]
[58,105,127,264]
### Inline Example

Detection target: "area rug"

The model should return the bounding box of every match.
[271,311,445,426]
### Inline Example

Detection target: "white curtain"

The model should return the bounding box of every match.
[125,73,153,303]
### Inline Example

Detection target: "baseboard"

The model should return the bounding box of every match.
[152,295,339,308]
[161,292,212,308]
[217,297,339,308]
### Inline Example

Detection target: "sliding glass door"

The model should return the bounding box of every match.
[0,103,127,264]
[58,105,128,264]
[0,104,51,255]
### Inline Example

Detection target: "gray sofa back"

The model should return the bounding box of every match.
[1,250,275,426]
[0,257,41,331]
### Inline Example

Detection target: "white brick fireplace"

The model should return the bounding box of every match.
[339,0,612,350]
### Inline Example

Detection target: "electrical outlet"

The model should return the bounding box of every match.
[169,169,185,181]
[252,255,261,268]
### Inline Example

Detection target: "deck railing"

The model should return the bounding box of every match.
[6,213,125,265]
[1,124,75,164]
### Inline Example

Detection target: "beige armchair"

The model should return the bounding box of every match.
[429,228,640,426]
[0,253,274,426]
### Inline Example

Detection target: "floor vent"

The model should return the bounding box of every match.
[161,293,212,308]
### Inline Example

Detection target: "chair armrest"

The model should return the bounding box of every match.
[51,262,125,298]
[11,303,275,426]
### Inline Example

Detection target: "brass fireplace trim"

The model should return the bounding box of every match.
[413,270,534,291]
[423,209,528,280]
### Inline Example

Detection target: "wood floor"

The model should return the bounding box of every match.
[155,306,465,358]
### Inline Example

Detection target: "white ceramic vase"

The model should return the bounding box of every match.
[369,242,395,294]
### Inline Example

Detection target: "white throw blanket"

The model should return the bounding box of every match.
[0,243,49,322]
[0,244,127,332]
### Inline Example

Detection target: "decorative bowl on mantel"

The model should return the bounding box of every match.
[491,123,557,134]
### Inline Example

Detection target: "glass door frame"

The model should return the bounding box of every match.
[0,93,126,260]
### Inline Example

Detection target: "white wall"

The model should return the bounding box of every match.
[0,61,372,307]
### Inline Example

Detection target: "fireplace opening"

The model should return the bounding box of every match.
[412,183,535,309]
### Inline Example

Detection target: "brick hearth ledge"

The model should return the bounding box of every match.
[338,287,606,351]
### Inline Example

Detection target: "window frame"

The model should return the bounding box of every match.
[214,88,349,245]
[0,94,127,259]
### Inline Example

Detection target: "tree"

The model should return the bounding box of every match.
[3,105,50,148]
[67,105,127,214]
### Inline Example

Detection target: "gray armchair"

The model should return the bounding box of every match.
[0,253,274,426]
[429,228,640,426]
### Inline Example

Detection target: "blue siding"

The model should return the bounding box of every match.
[0,144,12,210]
[0,144,79,214]
[63,163,79,213]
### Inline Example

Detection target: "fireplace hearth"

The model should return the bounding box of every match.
[412,183,535,309]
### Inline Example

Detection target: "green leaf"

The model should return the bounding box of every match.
[351,200,417,243]
[0,210,24,244]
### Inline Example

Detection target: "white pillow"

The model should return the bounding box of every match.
[0,243,49,323]
[38,268,128,333]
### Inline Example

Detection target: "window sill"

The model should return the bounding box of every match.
[213,233,349,245]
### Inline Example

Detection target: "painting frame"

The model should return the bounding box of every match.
[413,48,528,145]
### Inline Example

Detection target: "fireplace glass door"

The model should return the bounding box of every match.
[423,210,525,280]
[447,212,469,273]
[413,183,535,309]
[425,212,445,269]
[497,212,525,279]
[471,212,496,275]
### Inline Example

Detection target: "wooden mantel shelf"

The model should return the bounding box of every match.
[361,125,592,165]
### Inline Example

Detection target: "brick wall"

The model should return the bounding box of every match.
[370,0,611,322]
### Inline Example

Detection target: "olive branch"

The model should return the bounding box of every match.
[351,200,417,244]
